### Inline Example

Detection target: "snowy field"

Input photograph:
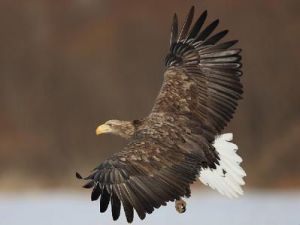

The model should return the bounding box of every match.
[0,190,299,225]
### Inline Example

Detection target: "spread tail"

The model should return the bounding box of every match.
[199,133,246,198]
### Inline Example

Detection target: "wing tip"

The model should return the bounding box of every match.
[75,172,83,179]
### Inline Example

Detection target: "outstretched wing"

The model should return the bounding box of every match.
[78,123,208,222]
[153,6,243,138]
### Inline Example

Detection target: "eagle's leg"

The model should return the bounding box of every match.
[175,198,186,213]
[175,186,189,213]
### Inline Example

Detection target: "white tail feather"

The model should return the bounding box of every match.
[199,133,246,198]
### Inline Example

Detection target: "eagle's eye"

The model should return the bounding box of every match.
[105,121,112,127]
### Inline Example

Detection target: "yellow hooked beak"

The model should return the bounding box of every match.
[95,124,112,135]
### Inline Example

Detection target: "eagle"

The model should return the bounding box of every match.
[77,6,246,223]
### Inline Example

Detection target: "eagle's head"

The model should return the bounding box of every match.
[96,120,135,139]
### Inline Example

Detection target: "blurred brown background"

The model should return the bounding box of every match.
[0,0,299,190]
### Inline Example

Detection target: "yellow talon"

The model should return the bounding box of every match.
[175,199,186,213]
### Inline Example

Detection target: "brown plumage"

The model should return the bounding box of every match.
[77,6,243,223]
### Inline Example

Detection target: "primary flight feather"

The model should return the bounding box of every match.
[77,6,246,223]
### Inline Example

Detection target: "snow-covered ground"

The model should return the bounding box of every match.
[0,190,299,225]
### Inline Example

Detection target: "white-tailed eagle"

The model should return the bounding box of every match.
[77,6,246,223]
